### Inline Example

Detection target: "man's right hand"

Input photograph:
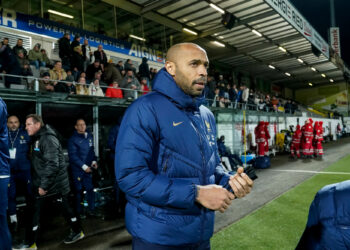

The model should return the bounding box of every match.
[84,167,92,173]
[196,184,235,213]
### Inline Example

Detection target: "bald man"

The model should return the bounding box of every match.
[115,43,253,249]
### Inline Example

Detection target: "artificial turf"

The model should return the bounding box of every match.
[211,155,350,250]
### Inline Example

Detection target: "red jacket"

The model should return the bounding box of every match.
[106,84,123,99]
[292,125,302,144]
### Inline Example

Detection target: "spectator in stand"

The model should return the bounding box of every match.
[248,89,256,110]
[258,98,266,111]
[124,59,136,74]
[67,119,101,219]
[28,43,45,69]
[93,45,107,71]
[116,60,124,74]
[66,70,74,82]
[70,35,81,53]
[12,39,27,58]
[105,80,123,99]
[39,72,54,92]
[50,61,68,92]
[207,75,217,94]
[212,87,221,107]
[65,71,76,95]
[120,69,140,99]
[120,69,126,78]
[150,68,158,81]
[271,96,279,112]
[242,85,249,108]
[0,42,21,87]
[21,62,33,88]
[81,39,92,72]
[89,78,104,97]
[71,45,84,81]
[94,71,107,92]
[86,59,102,82]
[138,57,150,86]
[217,74,228,85]
[40,49,52,69]
[2,37,9,47]
[140,77,150,95]
[104,59,122,84]
[236,86,243,108]
[284,99,292,114]
[76,77,89,95]
[58,33,72,71]
[292,101,298,114]
[16,50,30,71]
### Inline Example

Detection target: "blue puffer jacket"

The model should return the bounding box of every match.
[67,131,96,176]
[297,180,350,249]
[8,127,31,171]
[0,98,10,176]
[115,68,231,245]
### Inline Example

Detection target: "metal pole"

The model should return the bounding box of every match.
[330,0,336,27]
[36,102,42,116]
[93,105,99,157]
[81,0,85,29]
[114,5,118,38]
[40,0,44,18]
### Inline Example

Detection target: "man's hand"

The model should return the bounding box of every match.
[84,167,92,173]
[38,187,47,196]
[196,184,235,213]
[229,167,254,198]
[91,162,98,169]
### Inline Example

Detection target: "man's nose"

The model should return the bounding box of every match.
[198,65,208,76]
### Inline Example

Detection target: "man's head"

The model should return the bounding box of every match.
[78,77,86,84]
[40,49,46,54]
[34,43,41,51]
[75,119,86,134]
[94,60,100,68]
[165,43,208,97]
[25,114,44,136]
[3,38,9,45]
[75,35,80,42]
[126,69,133,77]
[118,61,123,66]
[112,80,119,87]
[17,39,23,47]
[7,116,20,131]
[94,71,102,80]
[141,78,147,85]
[42,72,50,82]
[54,61,62,70]
[98,44,103,51]
[18,51,24,58]
[64,33,70,40]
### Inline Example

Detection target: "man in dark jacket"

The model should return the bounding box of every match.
[14,115,84,249]
[138,57,150,85]
[93,45,107,71]
[0,98,11,250]
[12,39,28,58]
[7,115,32,235]
[297,180,350,249]
[68,119,100,218]
[58,33,71,71]
[115,43,253,249]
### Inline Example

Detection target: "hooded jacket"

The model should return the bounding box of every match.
[297,180,350,249]
[0,98,10,176]
[115,68,231,245]
[29,125,70,195]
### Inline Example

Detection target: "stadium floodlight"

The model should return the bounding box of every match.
[212,41,225,47]
[252,29,262,37]
[268,65,275,69]
[48,9,74,19]
[285,72,291,76]
[330,79,334,83]
[183,28,198,36]
[209,3,225,14]
[129,34,146,42]
[278,46,287,53]
[297,58,304,63]
[321,74,326,78]
[308,82,313,86]
[311,67,317,72]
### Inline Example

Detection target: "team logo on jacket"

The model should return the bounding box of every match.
[205,121,211,132]
[173,121,183,127]
[34,140,40,151]
[89,139,93,147]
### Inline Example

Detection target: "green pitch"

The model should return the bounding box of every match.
[212,155,350,250]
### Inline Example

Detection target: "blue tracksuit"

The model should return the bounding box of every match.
[8,127,32,216]
[115,68,231,246]
[297,180,350,249]
[0,98,11,250]
[68,131,97,213]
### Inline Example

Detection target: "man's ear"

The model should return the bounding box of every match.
[165,61,176,76]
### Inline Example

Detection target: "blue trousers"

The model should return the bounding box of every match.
[72,173,95,214]
[0,177,12,250]
[132,237,210,250]
[8,169,32,216]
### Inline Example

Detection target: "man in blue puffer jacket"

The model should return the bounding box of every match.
[296,180,350,249]
[0,98,11,250]
[115,43,253,249]
[68,119,99,218]
[7,115,32,234]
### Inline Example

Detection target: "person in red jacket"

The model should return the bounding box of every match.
[314,121,324,157]
[140,77,150,95]
[105,80,123,99]
[255,121,266,156]
[302,118,314,158]
[264,122,270,156]
[291,124,302,158]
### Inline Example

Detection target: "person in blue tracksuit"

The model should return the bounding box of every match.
[296,180,350,249]
[68,119,99,218]
[115,43,254,250]
[0,98,11,250]
[7,115,32,234]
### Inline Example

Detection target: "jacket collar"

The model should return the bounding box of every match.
[152,68,205,110]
